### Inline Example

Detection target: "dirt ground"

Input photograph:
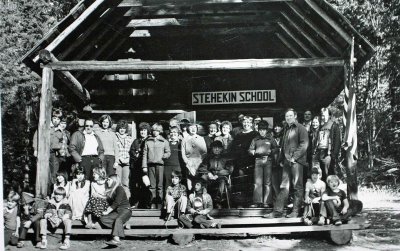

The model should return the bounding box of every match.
[6,202,400,251]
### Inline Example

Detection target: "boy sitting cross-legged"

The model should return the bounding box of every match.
[164,171,188,221]
[319,175,350,226]
[303,167,326,225]
[39,187,72,250]
[178,179,221,229]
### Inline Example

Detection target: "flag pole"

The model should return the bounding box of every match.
[343,37,359,200]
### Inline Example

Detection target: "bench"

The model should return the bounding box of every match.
[31,209,370,245]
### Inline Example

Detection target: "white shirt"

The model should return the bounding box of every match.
[81,131,99,156]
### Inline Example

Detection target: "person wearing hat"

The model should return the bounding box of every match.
[178,179,221,229]
[248,120,279,208]
[303,167,325,225]
[198,140,234,208]
[181,122,207,191]
[142,123,171,209]
[17,192,48,248]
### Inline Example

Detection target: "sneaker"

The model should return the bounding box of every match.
[125,223,131,230]
[85,223,93,229]
[105,239,120,246]
[35,242,42,248]
[59,240,70,250]
[150,204,157,209]
[92,222,102,229]
[17,241,25,248]
[286,211,299,218]
[317,216,325,226]
[215,223,222,229]
[40,239,47,249]
[263,212,283,218]
[334,220,342,226]
[304,218,313,226]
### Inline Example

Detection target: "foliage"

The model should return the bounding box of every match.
[0,0,78,193]
[327,0,400,178]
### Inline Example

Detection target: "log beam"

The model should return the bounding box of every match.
[118,0,293,8]
[33,0,112,63]
[47,58,345,71]
[39,50,90,102]
[304,0,352,44]
[275,33,322,79]
[91,109,187,114]
[285,2,342,55]
[36,67,53,197]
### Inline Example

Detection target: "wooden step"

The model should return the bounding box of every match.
[71,217,303,228]
[37,220,370,236]
[130,208,289,217]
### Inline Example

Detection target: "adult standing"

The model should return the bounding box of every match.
[129,122,151,208]
[100,174,131,247]
[115,120,134,200]
[95,115,119,176]
[302,110,313,133]
[69,119,104,180]
[316,108,341,182]
[203,121,219,151]
[264,108,308,218]
[214,121,234,155]
[181,123,207,191]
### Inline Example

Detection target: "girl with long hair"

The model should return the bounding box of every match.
[100,174,131,246]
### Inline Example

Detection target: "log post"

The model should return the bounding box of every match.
[35,67,53,197]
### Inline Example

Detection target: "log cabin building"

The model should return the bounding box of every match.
[20,0,374,202]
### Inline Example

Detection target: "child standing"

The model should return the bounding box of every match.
[164,126,183,189]
[85,167,109,229]
[319,175,350,226]
[178,180,221,229]
[248,120,278,208]
[164,171,188,221]
[303,167,326,225]
[68,167,90,221]
[40,187,72,250]
[4,191,20,247]
[214,121,234,155]
[142,123,171,209]
[198,140,233,208]
[17,192,48,248]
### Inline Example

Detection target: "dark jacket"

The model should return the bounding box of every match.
[68,130,105,163]
[281,121,309,166]
[248,134,279,159]
[142,136,171,168]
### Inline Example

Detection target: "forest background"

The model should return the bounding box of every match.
[1,0,399,193]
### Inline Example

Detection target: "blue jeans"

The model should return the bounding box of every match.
[103,155,116,176]
[253,157,273,204]
[148,164,164,203]
[274,159,304,213]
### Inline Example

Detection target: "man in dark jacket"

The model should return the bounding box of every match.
[68,119,104,180]
[264,108,309,218]
[317,107,341,182]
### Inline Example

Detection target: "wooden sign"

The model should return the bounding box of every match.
[192,90,276,105]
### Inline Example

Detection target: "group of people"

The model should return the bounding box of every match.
[4,107,356,248]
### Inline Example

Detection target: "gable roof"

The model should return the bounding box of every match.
[20,0,375,112]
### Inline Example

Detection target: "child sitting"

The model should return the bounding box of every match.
[198,140,233,208]
[165,171,188,221]
[51,171,70,199]
[17,192,48,248]
[319,175,350,226]
[178,179,221,229]
[85,167,109,229]
[68,167,90,221]
[303,167,326,225]
[40,187,72,250]
[248,120,278,208]
[4,191,20,247]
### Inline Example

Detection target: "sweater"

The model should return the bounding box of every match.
[108,186,130,211]
[95,129,119,159]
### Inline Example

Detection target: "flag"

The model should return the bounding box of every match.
[342,37,358,160]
